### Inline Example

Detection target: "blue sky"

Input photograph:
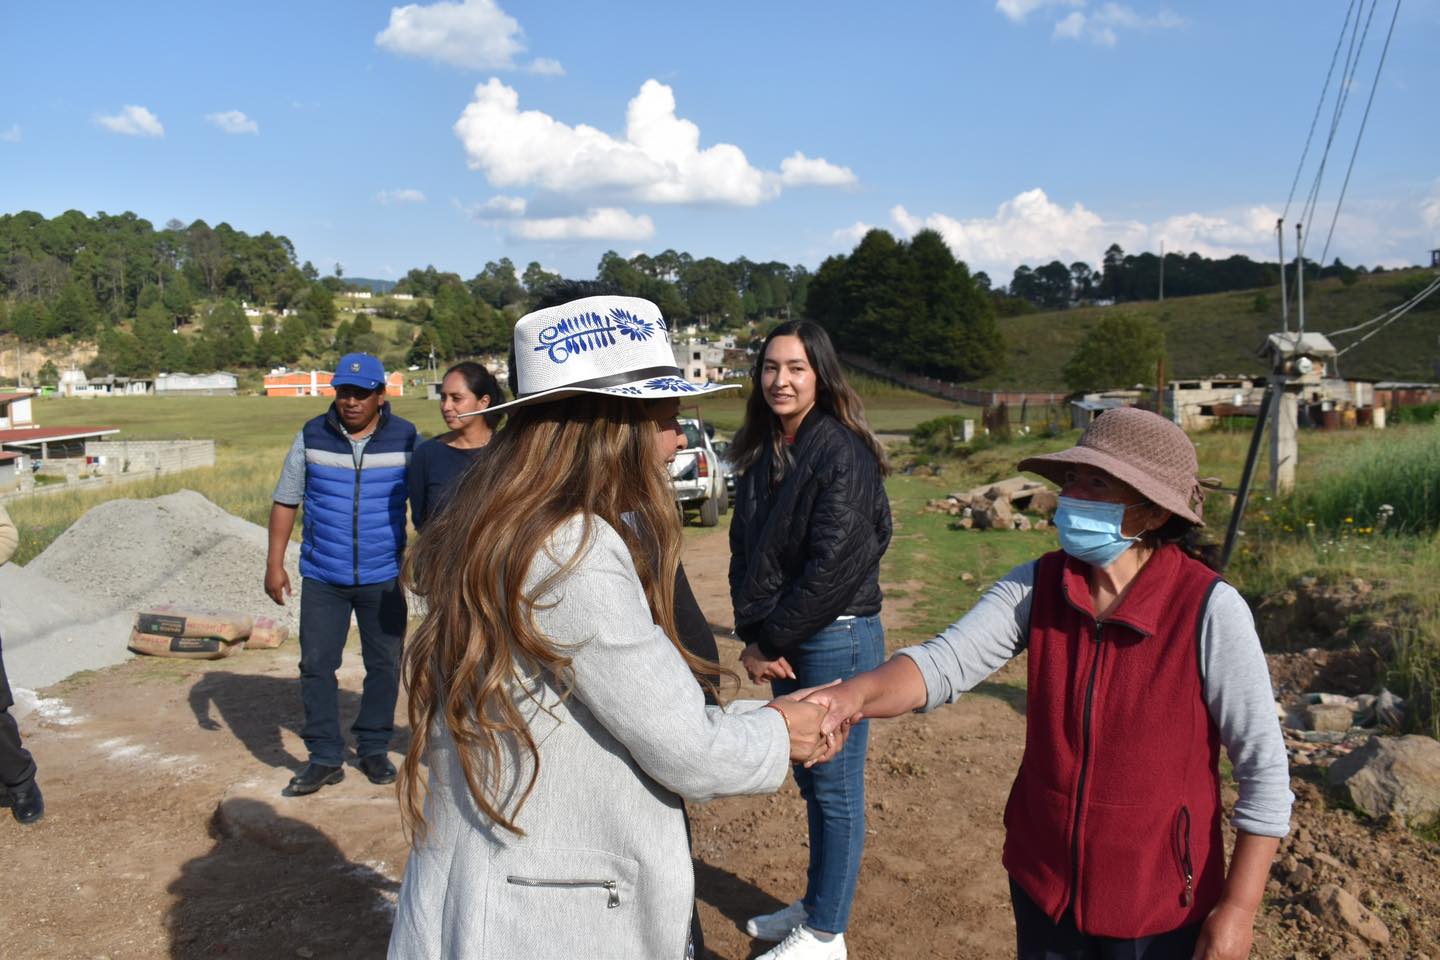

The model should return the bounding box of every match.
[2,0,1437,285]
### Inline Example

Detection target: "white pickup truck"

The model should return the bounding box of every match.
[669,417,728,526]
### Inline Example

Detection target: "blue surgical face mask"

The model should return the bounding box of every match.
[1053,496,1140,569]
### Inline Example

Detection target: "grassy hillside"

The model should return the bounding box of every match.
[975,267,1440,390]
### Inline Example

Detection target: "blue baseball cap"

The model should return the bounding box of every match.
[332,353,386,391]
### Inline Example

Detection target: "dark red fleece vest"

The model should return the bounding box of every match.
[1001,546,1223,938]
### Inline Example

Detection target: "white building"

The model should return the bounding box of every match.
[155,372,239,396]
[671,337,741,384]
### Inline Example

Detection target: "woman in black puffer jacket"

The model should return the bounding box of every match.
[728,320,892,960]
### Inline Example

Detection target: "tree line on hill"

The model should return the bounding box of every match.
[988,242,1380,314]
[0,210,822,380]
[0,209,1408,387]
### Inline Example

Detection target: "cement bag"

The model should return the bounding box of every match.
[134,606,253,642]
[128,629,245,661]
[247,616,290,650]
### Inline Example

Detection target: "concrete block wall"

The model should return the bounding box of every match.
[84,440,217,476]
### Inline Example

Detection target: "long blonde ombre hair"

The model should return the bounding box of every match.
[399,394,718,839]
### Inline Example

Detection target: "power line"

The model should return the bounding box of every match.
[1283,0,1358,222]
[1327,272,1440,338]
[1320,0,1403,267]
[1332,273,1440,357]
[1298,0,1376,258]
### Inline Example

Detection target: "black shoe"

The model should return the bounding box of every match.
[10,781,44,824]
[357,754,397,785]
[286,763,344,795]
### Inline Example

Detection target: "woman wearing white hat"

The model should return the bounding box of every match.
[801,408,1291,960]
[388,295,841,960]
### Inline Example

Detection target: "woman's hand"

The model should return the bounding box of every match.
[796,679,866,736]
[766,698,847,767]
[1192,901,1255,960]
[741,642,795,684]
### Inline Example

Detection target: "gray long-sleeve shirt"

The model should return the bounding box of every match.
[897,561,1293,838]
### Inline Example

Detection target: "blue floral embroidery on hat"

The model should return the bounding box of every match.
[609,386,644,395]
[536,307,662,363]
[643,377,700,393]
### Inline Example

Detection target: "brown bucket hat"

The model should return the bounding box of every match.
[1017,407,1211,525]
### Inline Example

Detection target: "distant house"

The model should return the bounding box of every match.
[391,293,415,302]
[0,392,36,430]
[264,368,404,397]
[1071,391,1143,429]
[1164,376,1265,431]
[154,372,238,396]
[671,338,737,384]
[0,425,120,463]
[344,290,373,299]
[56,372,153,398]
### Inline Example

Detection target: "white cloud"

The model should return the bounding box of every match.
[376,188,428,205]
[0,124,19,143]
[1421,181,1440,231]
[375,0,560,74]
[1048,3,1186,46]
[96,105,164,137]
[996,0,1083,22]
[527,57,565,77]
[468,194,527,218]
[1053,11,1087,38]
[508,207,655,241]
[780,152,857,188]
[876,187,1287,278]
[453,78,854,206]
[832,221,875,246]
[206,110,258,135]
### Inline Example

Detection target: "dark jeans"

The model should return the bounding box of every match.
[0,632,38,790]
[1011,879,1202,960]
[298,577,407,767]
[771,613,885,934]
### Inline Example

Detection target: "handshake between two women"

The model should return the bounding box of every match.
[763,674,889,769]
[763,659,926,768]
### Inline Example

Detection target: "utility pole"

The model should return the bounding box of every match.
[1296,222,1306,334]
[1277,219,1289,334]
[1158,239,1165,302]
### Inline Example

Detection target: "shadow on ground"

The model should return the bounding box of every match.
[971,680,1027,715]
[694,857,789,959]
[187,671,412,770]
[166,798,398,959]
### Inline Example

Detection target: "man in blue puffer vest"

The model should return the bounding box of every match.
[264,353,417,795]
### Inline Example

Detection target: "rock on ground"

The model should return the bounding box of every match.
[1327,734,1440,826]
[1308,883,1391,946]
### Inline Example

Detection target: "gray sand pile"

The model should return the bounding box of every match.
[2,490,301,692]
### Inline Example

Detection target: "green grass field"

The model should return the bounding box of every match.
[13,383,972,563]
[975,267,1440,390]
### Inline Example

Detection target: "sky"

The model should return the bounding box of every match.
[2,0,1438,285]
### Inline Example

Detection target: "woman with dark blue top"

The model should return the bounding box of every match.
[408,362,505,529]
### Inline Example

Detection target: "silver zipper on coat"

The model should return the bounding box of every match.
[506,875,620,908]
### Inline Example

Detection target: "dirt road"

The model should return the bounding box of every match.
[3,526,1435,958]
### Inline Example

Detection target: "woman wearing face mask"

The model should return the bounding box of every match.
[408,361,505,529]
[728,320,892,960]
[801,407,1292,960]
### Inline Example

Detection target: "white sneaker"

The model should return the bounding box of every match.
[756,925,847,960]
[744,900,808,941]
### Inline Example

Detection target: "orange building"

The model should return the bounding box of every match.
[263,369,405,398]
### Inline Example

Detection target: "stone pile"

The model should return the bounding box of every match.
[1279,689,1408,769]
[926,476,1057,532]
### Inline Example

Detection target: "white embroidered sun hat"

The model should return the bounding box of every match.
[474,295,738,415]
